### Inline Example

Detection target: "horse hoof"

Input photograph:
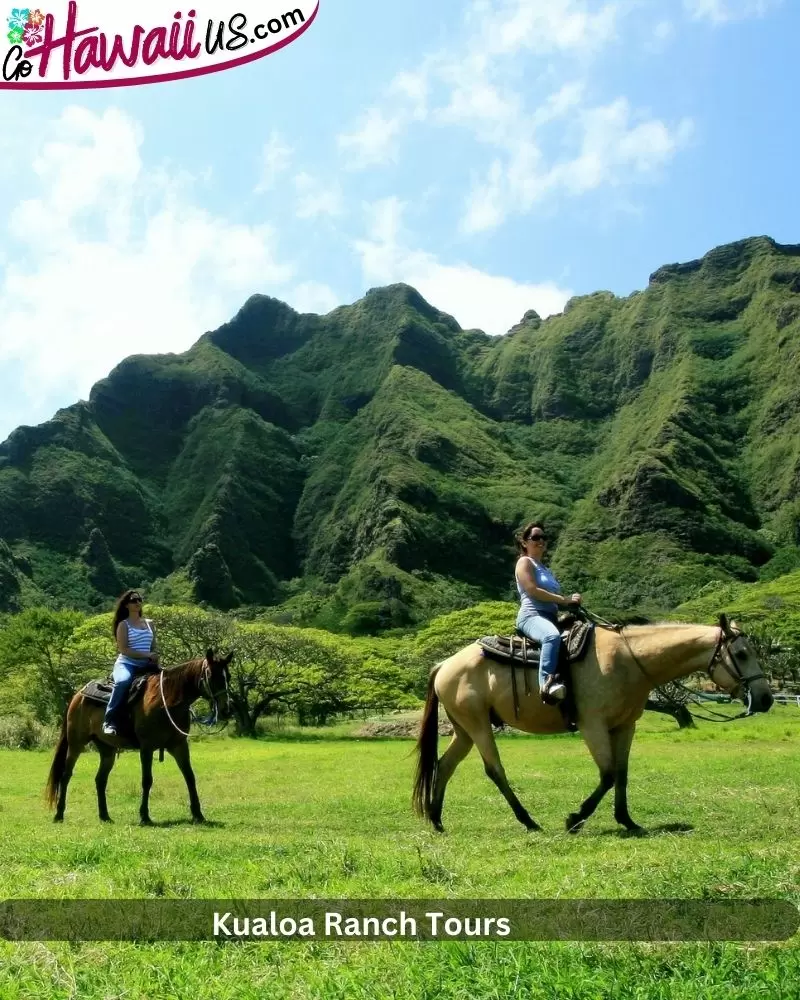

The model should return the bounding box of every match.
[53,815,64,824]
[623,824,646,836]
[432,821,445,834]
[526,822,543,833]
[140,817,153,827]
[566,813,584,833]
[100,816,113,824]
[192,815,207,825]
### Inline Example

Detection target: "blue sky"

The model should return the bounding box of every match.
[0,0,798,441]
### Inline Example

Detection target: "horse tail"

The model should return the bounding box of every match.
[412,665,441,822]
[45,711,69,810]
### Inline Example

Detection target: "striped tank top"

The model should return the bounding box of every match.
[116,619,154,669]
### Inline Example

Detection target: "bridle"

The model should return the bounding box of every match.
[706,629,767,714]
[159,657,231,738]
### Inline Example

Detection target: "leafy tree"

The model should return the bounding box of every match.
[0,607,86,722]
[746,629,799,689]
[227,624,355,734]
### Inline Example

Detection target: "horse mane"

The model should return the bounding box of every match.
[619,620,714,631]
[156,657,206,706]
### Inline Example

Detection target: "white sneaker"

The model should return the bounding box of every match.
[546,682,567,701]
[102,723,117,736]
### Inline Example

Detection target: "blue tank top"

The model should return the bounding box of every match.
[516,557,562,617]
[116,619,154,669]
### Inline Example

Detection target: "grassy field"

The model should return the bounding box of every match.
[0,707,798,999]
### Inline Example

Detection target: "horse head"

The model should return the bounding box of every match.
[203,647,234,720]
[709,614,774,715]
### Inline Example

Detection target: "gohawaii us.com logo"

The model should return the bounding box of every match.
[2,0,318,89]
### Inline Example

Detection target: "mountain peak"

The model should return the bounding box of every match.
[649,235,800,286]
[362,283,462,333]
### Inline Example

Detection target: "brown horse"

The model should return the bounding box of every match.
[412,614,773,835]
[46,649,233,825]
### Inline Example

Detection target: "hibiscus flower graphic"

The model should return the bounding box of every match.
[22,21,41,44]
[27,8,44,26]
[6,8,30,31]
[7,25,24,44]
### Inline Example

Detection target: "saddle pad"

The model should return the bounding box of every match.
[479,620,594,668]
[478,635,541,667]
[566,620,594,661]
[81,671,157,706]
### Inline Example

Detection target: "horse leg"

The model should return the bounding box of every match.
[470,721,541,832]
[168,742,205,823]
[139,749,154,826]
[95,743,117,823]
[429,723,474,833]
[567,721,614,833]
[610,721,643,833]
[54,745,83,823]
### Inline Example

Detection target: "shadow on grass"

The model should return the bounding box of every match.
[143,818,227,829]
[595,822,695,838]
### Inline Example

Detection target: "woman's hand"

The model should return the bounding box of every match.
[571,593,582,604]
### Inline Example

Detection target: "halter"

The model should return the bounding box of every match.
[159,658,231,738]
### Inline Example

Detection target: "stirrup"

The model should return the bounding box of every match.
[541,678,566,704]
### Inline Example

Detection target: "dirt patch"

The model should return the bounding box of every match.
[354,720,453,738]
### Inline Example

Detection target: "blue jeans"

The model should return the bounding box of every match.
[517,612,561,690]
[104,659,148,725]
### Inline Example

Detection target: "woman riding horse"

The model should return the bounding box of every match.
[102,589,160,736]
[515,522,582,702]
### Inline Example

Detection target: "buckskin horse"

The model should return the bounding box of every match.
[412,614,773,834]
[46,649,233,825]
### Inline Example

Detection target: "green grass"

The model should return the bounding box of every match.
[0,710,798,998]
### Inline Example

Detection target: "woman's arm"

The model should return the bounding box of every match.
[148,621,160,664]
[115,621,156,660]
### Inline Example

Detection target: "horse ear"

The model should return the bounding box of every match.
[718,613,730,635]
[206,647,215,663]
[224,650,234,665]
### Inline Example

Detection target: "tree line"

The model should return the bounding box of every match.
[0,605,422,736]
[1,600,796,742]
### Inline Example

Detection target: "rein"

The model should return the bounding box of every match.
[159,659,230,738]
[578,606,756,722]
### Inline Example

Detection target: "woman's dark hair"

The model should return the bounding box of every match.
[515,520,546,554]
[112,588,141,639]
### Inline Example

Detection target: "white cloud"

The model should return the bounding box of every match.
[255,131,293,193]
[0,107,336,441]
[337,107,406,168]
[461,99,694,233]
[463,0,621,58]
[293,172,345,219]
[652,19,675,44]
[289,281,341,314]
[354,197,571,335]
[335,0,695,232]
[684,0,781,22]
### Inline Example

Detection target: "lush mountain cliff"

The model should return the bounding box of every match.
[2,235,799,630]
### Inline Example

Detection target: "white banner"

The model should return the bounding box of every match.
[2,0,318,89]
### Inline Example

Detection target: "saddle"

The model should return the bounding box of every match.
[478,615,594,732]
[81,667,164,752]
[80,668,161,708]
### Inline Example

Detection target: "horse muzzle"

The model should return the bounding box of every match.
[745,686,774,715]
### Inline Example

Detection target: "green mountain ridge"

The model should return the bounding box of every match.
[2,234,800,630]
